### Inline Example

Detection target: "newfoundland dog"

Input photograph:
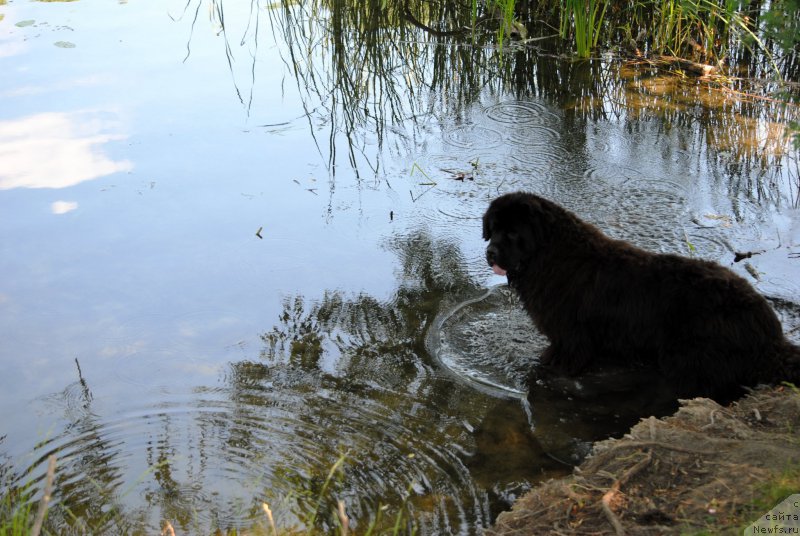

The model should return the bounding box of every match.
[483,191,800,403]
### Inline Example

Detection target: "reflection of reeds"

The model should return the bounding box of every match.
[254,452,412,535]
[174,0,798,202]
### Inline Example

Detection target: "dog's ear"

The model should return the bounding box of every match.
[482,210,492,241]
[522,196,555,248]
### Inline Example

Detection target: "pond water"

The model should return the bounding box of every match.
[1,0,799,534]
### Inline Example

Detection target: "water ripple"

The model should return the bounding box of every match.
[508,143,570,169]
[484,102,560,126]
[20,367,489,534]
[428,286,544,398]
[442,124,504,150]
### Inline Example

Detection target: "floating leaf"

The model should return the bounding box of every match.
[16,19,36,27]
[54,41,76,48]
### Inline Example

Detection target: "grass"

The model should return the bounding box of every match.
[0,489,36,536]
[561,0,608,58]
[681,462,800,535]
[0,453,414,536]
[495,0,797,76]
[0,456,55,536]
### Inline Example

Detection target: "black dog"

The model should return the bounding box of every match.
[483,191,800,403]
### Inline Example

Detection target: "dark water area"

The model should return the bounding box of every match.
[1,0,799,534]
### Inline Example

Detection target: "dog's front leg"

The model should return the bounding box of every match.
[540,337,592,375]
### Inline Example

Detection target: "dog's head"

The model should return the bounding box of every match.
[482,192,556,276]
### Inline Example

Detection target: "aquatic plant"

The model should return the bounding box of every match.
[560,0,608,58]
[501,0,798,74]
[0,487,36,536]
[0,456,55,536]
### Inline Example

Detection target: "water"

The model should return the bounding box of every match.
[1,0,798,534]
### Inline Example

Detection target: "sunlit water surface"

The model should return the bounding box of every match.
[1,1,798,534]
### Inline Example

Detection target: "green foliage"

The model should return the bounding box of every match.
[735,463,800,532]
[762,0,800,51]
[561,0,608,57]
[0,485,36,536]
[496,0,799,74]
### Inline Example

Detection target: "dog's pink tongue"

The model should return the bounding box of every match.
[492,264,507,276]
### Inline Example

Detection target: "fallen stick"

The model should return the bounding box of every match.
[601,449,654,536]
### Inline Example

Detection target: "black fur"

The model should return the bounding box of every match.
[483,191,800,403]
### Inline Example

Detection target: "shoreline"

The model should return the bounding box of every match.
[486,385,800,535]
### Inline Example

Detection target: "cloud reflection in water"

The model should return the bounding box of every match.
[0,111,133,190]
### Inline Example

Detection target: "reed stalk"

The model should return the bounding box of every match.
[561,0,608,58]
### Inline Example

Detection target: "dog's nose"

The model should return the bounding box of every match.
[486,244,498,266]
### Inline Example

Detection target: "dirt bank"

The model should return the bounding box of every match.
[486,386,800,535]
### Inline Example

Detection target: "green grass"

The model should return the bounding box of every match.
[561,0,608,58]
[0,488,36,536]
[1,453,414,536]
[495,0,797,76]
[681,461,800,536]
[0,456,55,536]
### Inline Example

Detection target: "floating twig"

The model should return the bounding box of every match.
[734,250,765,263]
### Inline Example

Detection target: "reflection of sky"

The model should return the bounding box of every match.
[0,112,133,189]
[0,0,402,427]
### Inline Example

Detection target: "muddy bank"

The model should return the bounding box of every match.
[486,386,800,535]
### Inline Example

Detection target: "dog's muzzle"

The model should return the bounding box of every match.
[486,244,499,266]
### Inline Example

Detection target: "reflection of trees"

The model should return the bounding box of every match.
[260,230,477,386]
[229,230,498,532]
[8,231,530,534]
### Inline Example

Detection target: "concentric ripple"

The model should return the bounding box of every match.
[428,286,546,398]
[442,124,504,149]
[602,179,691,253]
[508,142,570,168]
[484,101,560,126]
[16,365,490,535]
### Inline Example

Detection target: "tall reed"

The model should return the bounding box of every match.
[509,0,792,76]
[561,0,608,57]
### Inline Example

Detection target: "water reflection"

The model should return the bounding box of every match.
[4,231,576,534]
[177,0,798,205]
[0,112,132,190]
[2,226,726,533]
